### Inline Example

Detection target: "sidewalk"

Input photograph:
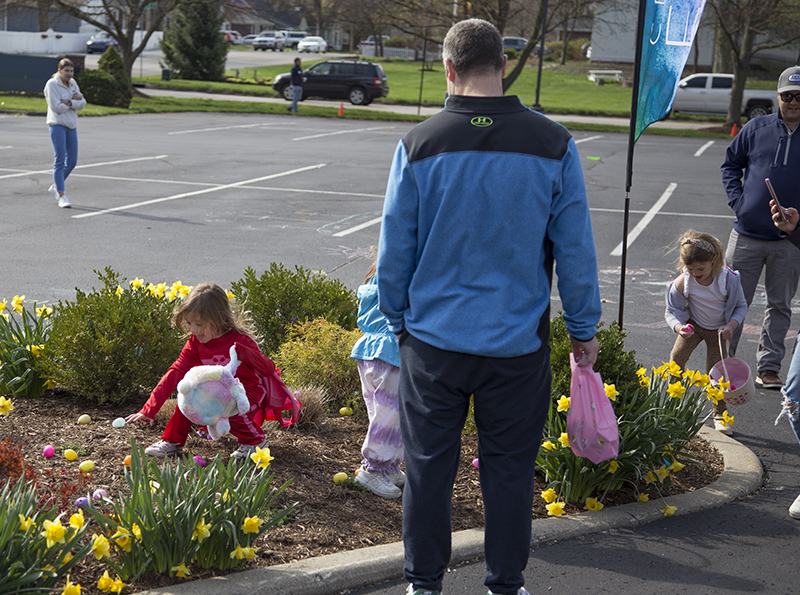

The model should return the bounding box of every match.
[133,426,762,595]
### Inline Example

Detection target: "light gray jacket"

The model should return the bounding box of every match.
[664,266,748,331]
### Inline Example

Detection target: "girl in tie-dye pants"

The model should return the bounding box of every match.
[350,259,405,499]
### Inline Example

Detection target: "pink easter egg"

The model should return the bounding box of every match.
[684,324,694,334]
[194,456,207,467]
[472,458,479,469]
[92,489,107,500]
[43,444,55,458]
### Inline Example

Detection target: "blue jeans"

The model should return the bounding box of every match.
[779,337,800,446]
[49,124,78,193]
[290,85,302,112]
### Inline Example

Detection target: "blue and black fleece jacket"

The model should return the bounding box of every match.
[377,94,602,358]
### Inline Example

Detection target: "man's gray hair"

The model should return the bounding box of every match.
[442,19,504,78]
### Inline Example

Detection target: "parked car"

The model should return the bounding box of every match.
[86,32,119,54]
[297,36,327,53]
[671,73,777,120]
[241,34,258,45]
[220,30,242,45]
[272,60,389,105]
[253,31,285,51]
[502,36,527,51]
[281,30,308,50]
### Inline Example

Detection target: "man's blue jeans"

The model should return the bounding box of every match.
[49,124,78,193]
[779,337,800,446]
[290,85,302,112]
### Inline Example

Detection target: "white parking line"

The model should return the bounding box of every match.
[694,140,715,157]
[168,123,275,135]
[610,182,678,256]
[575,135,604,144]
[0,155,168,180]
[333,217,383,237]
[73,163,327,219]
[293,126,397,141]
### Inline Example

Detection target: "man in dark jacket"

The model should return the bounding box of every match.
[721,65,800,388]
[288,58,302,113]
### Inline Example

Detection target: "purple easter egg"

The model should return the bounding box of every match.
[43,444,55,458]
[194,456,206,467]
[472,458,479,469]
[75,497,90,508]
[92,489,107,500]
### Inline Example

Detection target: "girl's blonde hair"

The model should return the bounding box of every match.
[676,230,724,278]
[364,246,378,284]
[58,58,74,71]
[172,283,257,341]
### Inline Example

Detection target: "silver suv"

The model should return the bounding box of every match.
[253,31,285,51]
[281,30,308,50]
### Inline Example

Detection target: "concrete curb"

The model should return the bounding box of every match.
[135,426,763,595]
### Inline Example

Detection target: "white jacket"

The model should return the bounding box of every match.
[44,74,86,129]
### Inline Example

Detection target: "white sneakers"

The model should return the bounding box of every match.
[790,493,800,520]
[144,439,182,457]
[713,417,732,436]
[355,466,402,499]
[48,184,72,208]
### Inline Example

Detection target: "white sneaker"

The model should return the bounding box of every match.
[713,417,733,436]
[144,439,182,458]
[354,466,402,499]
[231,439,268,460]
[790,493,800,520]
[488,588,529,595]
[58,194,72,208]
[48,184,59,200]
[384,469,406,488]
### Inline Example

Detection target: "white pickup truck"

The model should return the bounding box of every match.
[671,73,778,120]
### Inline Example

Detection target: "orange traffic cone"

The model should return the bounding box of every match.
[338,102,344,116]
[730,122,738,137]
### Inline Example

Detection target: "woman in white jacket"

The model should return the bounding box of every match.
[44,58,86,208]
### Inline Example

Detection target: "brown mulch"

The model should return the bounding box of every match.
[1,390,723,594]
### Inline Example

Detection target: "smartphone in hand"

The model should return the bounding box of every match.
[766,178,787,222]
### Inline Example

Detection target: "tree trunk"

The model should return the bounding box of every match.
[726,23,755,132]
[560,18,569,65]
[37,0,50,31]
[712,20,732,73]
[502,2,544,91]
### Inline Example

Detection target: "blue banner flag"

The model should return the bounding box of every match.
[634,0,707,141]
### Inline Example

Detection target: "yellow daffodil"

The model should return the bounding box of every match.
[661,505,677,517]
[636,367,649,386]
[150,480,160,493]
[0,396,14,416]
[644,471,656,484]
[41,518,67,548]
[666,361,682,377]
[91,534,111,559]
[584,498,604,511]
[36,305,53,317]
[541,488,557,503]
[668,461,685,472]
[244,546,257,559]
[638,493,649,502]
[558,432,570,448]
[250,446,274,469]
[666,382,685,399]
[0,298,7,312]
[653,363,668,378]
[192,518,211,543]
[556,395,570,412]
[166,289,178,301]
[109,578,124,594]
[62,551,73,565]
[171,564,190,578]
[656,465,670,481]
[97,570,125,593]
[545,502,566,517]
[603,383,619,401]
[131,523,142,540]
[69,510,84,530]
[242,516,262,534]
[129,278,144,290]
[230,545,249,559]
[26,344,44,356]
[115,285,123,297]
[227,290,235,300]
[146,283,157,296]
[606,460,619,473]
[705,385,724,404]
[154,283,167,297]
[722,411,734,428]
[111,528,132,552]
[12,295,25,314]
[46,379,57,389]
[61,576,81,595]
[18,514,34,531]
[541,440,556,451]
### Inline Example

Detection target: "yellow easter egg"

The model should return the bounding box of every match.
[333,472,348,484]
[339,406,353,416]
[64,449,78,461]
[77,414,91,425]
[79,460,95,472]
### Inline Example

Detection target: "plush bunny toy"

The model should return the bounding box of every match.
[177,345,250,440]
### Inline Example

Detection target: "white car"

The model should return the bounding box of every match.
[297,36,328,53]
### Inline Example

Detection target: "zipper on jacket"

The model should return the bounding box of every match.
[773,136,783,166]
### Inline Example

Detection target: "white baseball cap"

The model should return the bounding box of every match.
[777,66,800,93]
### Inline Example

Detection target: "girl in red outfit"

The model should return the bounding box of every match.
[126,283,278,459]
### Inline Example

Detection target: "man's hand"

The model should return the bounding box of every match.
[771,199,798,234]
[125,412,154,425]
[570,336,599,368]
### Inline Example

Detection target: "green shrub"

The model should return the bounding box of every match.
[272,318,361,412]
[0,297,52,398]
[39,268,184,404]
[504,48,519,61]
[74,68,120,107]
[230,264,357,356]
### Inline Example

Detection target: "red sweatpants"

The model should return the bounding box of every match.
[162,399,265,446]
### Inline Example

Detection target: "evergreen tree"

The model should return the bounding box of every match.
[98,46,133,108]
[160,0,227,81]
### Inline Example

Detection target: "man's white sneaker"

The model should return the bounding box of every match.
[355,466,402,498]
[48,184,59,200]
[58,194,72,208]
[790,493,800,519]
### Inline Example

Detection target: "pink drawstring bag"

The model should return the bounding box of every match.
[566,353,619,464]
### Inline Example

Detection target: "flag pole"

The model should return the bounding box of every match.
[618,0,649,331]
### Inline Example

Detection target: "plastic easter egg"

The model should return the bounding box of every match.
[333,472,348,484]
[77,414,91,425]
[123,455,132,466]
[92,489,107,500]
[472,458,480,469]
[194,456,207,467]
[339,406,353,416]
[75,497,89,508]
[79,460,95,472]
[684,324,694,335]
[112,417,126,428]
[64,449,78,461]
[43,444,55,458]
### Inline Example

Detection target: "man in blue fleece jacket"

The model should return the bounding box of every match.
[721,65,800,389]
[377,18,602,595]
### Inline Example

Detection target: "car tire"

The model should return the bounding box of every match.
[347,86,367,105]
[280,84,294,101]
[746,103,770,119]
